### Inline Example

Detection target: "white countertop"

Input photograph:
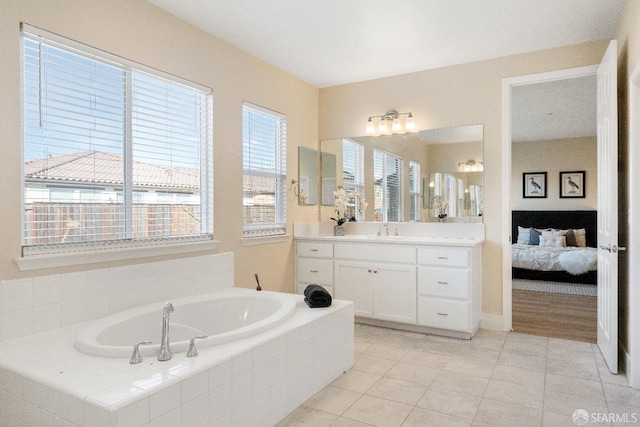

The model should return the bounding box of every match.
[294,234,483,246]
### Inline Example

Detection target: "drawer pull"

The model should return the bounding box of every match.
[437,312,448,316]
[437,256,449,260]
[310,249,319,252]
[310,270,319,273]
[437,281,449,285]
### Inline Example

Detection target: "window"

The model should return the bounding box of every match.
[373,149,403,222]
[21,24,213,256]
[409,161,421,221]
[242,103,287,237]
[342,139,365,220]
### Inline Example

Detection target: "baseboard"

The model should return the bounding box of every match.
[480,313,504,331]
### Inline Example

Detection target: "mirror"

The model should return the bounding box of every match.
[320,124,483,222]
[298,147,319,205]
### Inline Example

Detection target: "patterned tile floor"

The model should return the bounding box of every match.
[278,324,640,427]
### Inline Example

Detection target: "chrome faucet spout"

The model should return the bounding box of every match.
[158,302,174,361]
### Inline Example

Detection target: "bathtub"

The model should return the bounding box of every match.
[75,288,297,358]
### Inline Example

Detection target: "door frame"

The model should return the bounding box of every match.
[627,60,640,388]
[501,65,599,331]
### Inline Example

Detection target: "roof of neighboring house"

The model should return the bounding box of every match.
[24,151,200,189]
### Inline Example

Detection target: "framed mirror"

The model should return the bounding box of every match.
[320,124,483,222]
[297,147,319,205]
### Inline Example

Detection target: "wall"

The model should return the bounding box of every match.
[511,137,597,210]
[0,0,319,292]
[319,41,609,318]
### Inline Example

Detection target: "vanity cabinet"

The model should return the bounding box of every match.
[417,246,482,333]
[296,241,334,296]
[334,260,416,323]
[294,236,482,338]
[334,243,417,324]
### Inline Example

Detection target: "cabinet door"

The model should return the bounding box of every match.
[334,261,373,318]
[374,263,417,323]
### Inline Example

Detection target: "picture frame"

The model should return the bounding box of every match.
[523,172,547,198]
[560,171,585,198]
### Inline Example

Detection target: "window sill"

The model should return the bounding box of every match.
[15,240,219,271]
[242,234,290,246]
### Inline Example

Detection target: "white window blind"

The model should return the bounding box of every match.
[373,149,403,222]
[342,139,365,220]
[242,102,287,237]
[409,161,421,221]
[21,24,213,256]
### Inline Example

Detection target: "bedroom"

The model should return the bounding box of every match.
[510,77,598,342]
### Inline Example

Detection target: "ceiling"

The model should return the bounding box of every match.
[146,0,624,142]
[146,0,624,88]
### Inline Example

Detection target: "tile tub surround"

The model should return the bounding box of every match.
[0,294,354,426]
[0,253,235,341]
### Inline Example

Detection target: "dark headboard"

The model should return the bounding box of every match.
[512,210,597,247]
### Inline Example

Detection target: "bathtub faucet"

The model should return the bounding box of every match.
[158,302,174,361]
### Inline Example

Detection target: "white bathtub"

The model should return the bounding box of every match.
[75,288,297,358]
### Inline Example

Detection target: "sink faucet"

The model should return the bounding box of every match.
[158,302,174,361]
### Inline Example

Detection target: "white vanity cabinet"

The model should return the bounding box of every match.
[417,246,482,334]
[296,241,334,296]
[294,233,482,338]
[333,244,417,323]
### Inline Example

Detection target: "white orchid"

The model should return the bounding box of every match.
[331,187,367,225]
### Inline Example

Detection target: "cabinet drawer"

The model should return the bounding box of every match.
[334,243,416,264]
[297,258,333,284]
[418,298,469,332]
[418,247,470,268]
[297,242,333,259]
[418,267,469,300]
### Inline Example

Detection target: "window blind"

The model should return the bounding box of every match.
[242,102,287,237]
[21,24,213,255]
[409,161,421,221]
[373,149,403,222]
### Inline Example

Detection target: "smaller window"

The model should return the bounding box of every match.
[342,139,365,220]
[242,103,287,238]
[373,149,403,222]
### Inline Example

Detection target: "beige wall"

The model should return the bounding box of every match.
[319,41,609,317]
[511,137,597,210]
[0,0,319,291]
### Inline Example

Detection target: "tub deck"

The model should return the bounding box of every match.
[0,289,354,427]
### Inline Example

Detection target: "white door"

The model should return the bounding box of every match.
[597,40,619,374]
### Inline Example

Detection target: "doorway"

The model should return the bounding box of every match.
[501,65,599,339]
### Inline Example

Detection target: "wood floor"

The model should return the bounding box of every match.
[512,289,597,343]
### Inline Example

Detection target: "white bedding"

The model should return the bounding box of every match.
[512,244,598,275]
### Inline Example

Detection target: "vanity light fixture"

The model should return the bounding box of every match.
[458,160,484,172]
[365,110,415,135]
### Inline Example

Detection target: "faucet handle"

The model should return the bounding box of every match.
[130,340,154,364]
[186,335,208,357]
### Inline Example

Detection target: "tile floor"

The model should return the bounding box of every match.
[277,324,640,427]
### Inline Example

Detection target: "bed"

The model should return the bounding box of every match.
[512,210,597,284]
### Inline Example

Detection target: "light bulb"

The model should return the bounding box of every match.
[391,117,401,132]
[405,114,415,131]
[365,118,374,134]
[378,119,388,134]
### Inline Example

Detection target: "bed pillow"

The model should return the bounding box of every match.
[572,228,587,247]
[564,229,577,246]
[528,229,541,245]
[517,226,531,244]
[539,230,566,247]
